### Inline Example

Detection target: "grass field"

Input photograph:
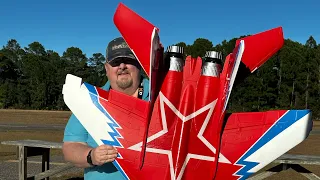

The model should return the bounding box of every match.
[0,109,319,179]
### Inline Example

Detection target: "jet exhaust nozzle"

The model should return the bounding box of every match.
[166,45,184,72]
[202,51,223,77]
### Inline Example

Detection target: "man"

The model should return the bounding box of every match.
[62,37,149,179]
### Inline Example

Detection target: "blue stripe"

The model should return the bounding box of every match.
[84,83,122,145]
[112,161,130,180]
[84,82,98,96]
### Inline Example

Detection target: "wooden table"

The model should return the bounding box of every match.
[1,139,74,180]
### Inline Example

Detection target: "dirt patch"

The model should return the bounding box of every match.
[313,120,320,129]
[0,109,71,125]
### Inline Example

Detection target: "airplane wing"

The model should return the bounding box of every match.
[215,110,313,180]
[63,74,167,179]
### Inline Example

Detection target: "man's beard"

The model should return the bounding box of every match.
[116,69,133,89]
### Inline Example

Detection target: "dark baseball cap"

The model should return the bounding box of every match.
[106,37,138,66]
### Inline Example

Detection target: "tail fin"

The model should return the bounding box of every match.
[113,3,160,78]
[236,27,284,73]
[113,3,163,169]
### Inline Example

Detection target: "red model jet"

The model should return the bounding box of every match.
[62,3,313,180]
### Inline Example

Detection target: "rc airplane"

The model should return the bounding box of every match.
[62,2,313,180]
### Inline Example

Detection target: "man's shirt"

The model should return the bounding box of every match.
[63,78,149,180]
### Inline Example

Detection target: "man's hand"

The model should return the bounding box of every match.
[91,145,118,166]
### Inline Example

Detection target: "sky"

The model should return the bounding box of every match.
[1,0,319,57]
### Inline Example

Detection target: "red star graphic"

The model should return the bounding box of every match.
[129,92,231,180]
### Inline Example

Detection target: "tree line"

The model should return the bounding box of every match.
[0,40,107,110]
[0,35,319,119]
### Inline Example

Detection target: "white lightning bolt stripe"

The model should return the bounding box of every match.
[63,75,126,147]
[62,74,129,179]
[81,85,125,146]
[63,79,113,145]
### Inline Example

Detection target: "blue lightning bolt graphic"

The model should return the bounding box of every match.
[235,110,310,179]
[84,83,129,180]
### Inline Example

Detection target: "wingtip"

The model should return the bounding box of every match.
[113,2,127,25]
[65,74,82,86]
[62,74,83,95]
